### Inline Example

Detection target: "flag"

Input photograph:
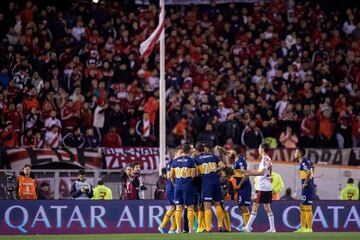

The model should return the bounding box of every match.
[139,4,165,57]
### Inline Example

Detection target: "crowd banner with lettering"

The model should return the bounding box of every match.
[0,200,359,235]
[3,148,102,170]
[244,148,358,165]
[135,0,270,5]
[102,147,169,173]
[2,148,359,171]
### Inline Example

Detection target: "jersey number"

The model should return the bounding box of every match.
[202,162,216,174]
[176,167,188,178]
[99,192,107,200]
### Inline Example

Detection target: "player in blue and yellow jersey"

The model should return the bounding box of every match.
[230,145,252,230]
[195,142,225,232]
[171,144,196,233]
[158,150,182,234]
[294,147,314,233]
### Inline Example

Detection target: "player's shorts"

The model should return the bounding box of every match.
[202,183,223,202]
[238,185,252,206]
[301,185,313,205]
[166,189,175,205]
[174,187,194,206]
[255,190,272,204]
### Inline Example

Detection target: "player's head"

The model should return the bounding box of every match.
[195,141,206,152]
[182,143,192,154]
[295,147,306,161]
[347,178,354,184]
[97,180,104,185]
[258,143,270,155]
[204,143,213,154]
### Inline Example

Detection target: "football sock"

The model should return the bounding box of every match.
[215,205,224,229]
[198,210,205,229]
[242,212,250,226]
[305,205,313,229]
[205,209,212,231]
[170,214,176,231]
[246,212,257,229]
[160,209,174,228]
[267,212,275,230]
[223,209,231,232]
[175,209,183,232]
[187,208,195,232]
[300,205,306,228]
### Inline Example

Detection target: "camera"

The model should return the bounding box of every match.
[5,172,15,180]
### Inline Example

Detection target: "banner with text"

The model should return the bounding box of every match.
[244,148,357,165]
[102,147,166,173]
[3,148,102,170]
[0,200,359,235]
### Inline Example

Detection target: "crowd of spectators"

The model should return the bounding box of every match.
[0,0,359,150]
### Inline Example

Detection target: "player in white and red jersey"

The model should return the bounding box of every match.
[240,143,276,233]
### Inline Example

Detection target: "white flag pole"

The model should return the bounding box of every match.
[159,0,166,174]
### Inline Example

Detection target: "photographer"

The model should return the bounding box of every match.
[70,170,93,200]
[154,168,167,200]
[17,164,37,200]
[132,162,147,199]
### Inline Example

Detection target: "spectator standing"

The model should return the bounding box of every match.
[17,164,37,200]
[279,126,299,148]
[1,121,18,148]
[241,120,263,148]
[45,125,62,148]
[132,162,147,199]
[92,180,113,200]
[154,168,167,200]
[37,182,50,200]
[63,127,85,148]
[70,170,93,200]
[340,178,359,200]
[84,128,100,149]
[93,100,108,142]
[120,164,137,200]
[102,127,122,148]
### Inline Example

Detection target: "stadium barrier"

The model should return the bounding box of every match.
[0,200,359,235]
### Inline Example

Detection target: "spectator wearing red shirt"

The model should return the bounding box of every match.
[352,114,360,147]
[317,107,336,148]
[102,127,122,148]
[61,100,81,132]
[300,111,316,147]
[1,121,18,148]
[6,103,23,134]
[21,129,35,147]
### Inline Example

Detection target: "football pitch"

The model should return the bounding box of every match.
[0,233,358,240]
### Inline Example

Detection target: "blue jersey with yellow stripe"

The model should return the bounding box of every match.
[195,153,220,184]
[299,158,314,185]
[166,159,174,192]
[171,155,196,190]
[233,155,251,187]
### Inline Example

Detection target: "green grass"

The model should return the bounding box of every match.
[0,233,358,240]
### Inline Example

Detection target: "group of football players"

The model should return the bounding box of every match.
[158,142,314,234]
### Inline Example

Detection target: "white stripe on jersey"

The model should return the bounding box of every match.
[256,155,272,191]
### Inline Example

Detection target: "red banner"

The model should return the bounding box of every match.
[102,147,161,173]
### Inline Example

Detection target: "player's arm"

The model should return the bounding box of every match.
[302,170,311,188]
[243,168,266,176]
[217,160,225,170]
[235,175,249,190]
[170,168,176,183]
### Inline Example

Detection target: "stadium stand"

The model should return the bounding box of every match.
[0,0,359,150]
